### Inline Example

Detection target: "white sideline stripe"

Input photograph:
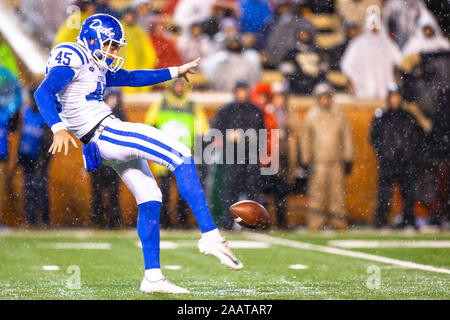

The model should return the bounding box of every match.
[289,264,308,270]
[37,242,111,250]
[42,265,60,271]
[245,233,450,275]
[328,240,450,248]
[136,240,269,249]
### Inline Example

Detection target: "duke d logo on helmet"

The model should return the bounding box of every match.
[89,19,116,38]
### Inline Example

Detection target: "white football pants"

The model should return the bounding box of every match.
[91,117,192,205]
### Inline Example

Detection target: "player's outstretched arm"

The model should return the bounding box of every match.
[106,58,201,87]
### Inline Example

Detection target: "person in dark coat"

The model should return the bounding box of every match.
[327,22,360,71]
[278,22,324,95]
[17,86,52,228]
[370,87,425,229]
[90,88,127,229]
[211,81,266,230]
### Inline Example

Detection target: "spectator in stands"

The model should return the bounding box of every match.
[211,81,266,230]
[120,6,157,93]
[264,1,316,67]
[341,12,402,99]
[250,82,277,162]
[308,0,335,13]
[201,35,261,91]
[402,13,450,58]
[0,66,22,224]
[279,22,324,95]
[238,0,272,34]
[337,0,381,29]
[53,0,96,46]
[161,0,180,16]
[300,82,354,231]
[173,0,216,35]
[20,0,72,50]
[148,16,183,69]
[177,22,215,63]
[95,0,121,18]
[213,17,241,51]
[328,22,360,71]
[370,86,425,229]
[133,0,153,30]
[145,79,209,229]
[383,0,432,49]
[17,85,52,228]
[202,1,241,39]
[90,89,126,229]
[260,82,296,229]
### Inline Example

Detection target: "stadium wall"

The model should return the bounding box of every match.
[1,99,408,228]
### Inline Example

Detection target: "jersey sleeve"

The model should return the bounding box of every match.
[46,43,87,77]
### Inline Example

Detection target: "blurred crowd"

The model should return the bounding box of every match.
[0,0,449,232]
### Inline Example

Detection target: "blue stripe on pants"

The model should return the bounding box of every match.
[99,135,180,169]
[103,126,186,160]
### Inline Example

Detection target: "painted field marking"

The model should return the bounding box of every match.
[42,265,60,271]
[164,265,181,270]
[289,264,309,270]
[37,242,111,250]
[245,233,450,275]
[328,240,450,248]
[136,240,269,249]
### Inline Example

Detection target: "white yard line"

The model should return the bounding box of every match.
[328,240,450,248]
[245,233,450,275]
[37,242,111,250]
[136,240,269,249]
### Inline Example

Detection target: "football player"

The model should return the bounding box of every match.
[34,14,243,294]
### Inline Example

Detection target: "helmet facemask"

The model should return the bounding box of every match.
[92,38,125,73]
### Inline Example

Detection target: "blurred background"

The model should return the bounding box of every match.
[0,0,448,232]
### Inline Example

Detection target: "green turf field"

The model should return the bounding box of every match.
[0,229,449,300]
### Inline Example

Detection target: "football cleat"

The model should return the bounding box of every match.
[140,277,190,294]
[198,237,244,270]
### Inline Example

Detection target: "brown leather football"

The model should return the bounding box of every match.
[229,200,270,228]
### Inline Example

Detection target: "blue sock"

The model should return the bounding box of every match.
[137,201,161,270]
[173,156,217,233]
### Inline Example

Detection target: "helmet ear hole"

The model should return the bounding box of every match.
[89,38,95,45]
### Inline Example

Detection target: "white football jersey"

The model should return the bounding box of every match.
[46,42,113,139]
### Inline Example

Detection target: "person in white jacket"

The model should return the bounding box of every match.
[402,11,450,58]
[201,35,261,91]
[341,12,402,99]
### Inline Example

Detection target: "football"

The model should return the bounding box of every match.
[229,200,271,228]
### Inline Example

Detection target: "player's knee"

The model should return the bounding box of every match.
[136,184,162,204]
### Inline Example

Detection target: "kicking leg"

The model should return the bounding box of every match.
[98,119,243,269]
[110,159,189,294]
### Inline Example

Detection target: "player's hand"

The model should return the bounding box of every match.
[177,58,200,82]
[49,130,78,155]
